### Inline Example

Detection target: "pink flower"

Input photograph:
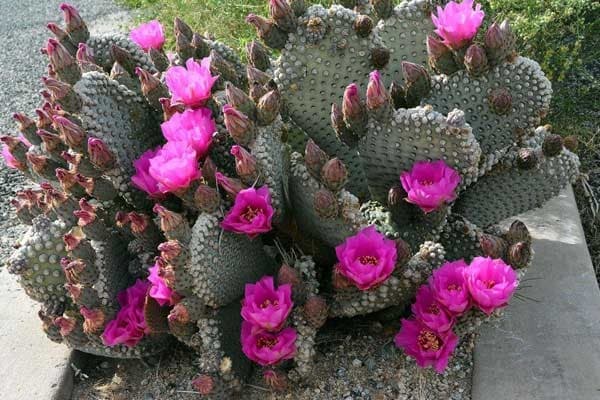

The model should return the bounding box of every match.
[400,160,461,213]
[165,57,219,108]
[2,145,21,169]
[394,318,459,373]
[102,279,150,347]
[131,147,164,199]
[241,322,297,366]
[148,142,201,194]
[130,20,165,52]
[221,186,274,239]
[241,276,293,331]
[464,256,518,315]
[161,108,215,159]
[431,0,485,50]
[412,285,454,332]
[335,226,397,291]
[429,260,470,315]
[148,263,180,307]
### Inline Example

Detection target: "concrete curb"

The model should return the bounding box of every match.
[472,187,600,400]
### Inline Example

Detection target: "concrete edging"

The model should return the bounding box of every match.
[472,187,600,400]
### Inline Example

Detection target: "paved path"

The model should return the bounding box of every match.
[0,2,129,399]
[472,187,600,400]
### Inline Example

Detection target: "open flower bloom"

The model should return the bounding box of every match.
[241,276,293,331]
[400,160,461,213]
[130,20,165,52]
[334,225,397,291]
[148,142,200,194]
[241,322,297,366]
[431,0,485,50]
[429,260,470,315]
[102,279,150,347]
[148,263,180,307]
[464,256,518,315]
[131,147,164,199]
[221,186,274,239]
[165,57,219,108]
[161,108,215,159]
[2,145,21,169]
[412,285,454,332]
[394,318,459,373]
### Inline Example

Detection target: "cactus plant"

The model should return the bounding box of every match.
[2,0,581,397]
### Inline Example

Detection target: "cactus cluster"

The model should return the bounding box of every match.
[2,0,580,397]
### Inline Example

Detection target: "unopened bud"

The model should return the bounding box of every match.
[246,40,271,71]
[304,139,328,179]
[366,70,389,111]
[542,134,564,157]
[321,158,348,192]
[269,0,296,32]
[194,184,220,212]
[353,15,373,37]
[464,44,488,76]
[257,90,281,125]
[223,104,256,146]
[402,62,431,107]
[313,188,338,218]
[215,172,244,199]
[487,87,512,115]
[231,145,259,184]
[226,83,256,119]
[516,148,538,170]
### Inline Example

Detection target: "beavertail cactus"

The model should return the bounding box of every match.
[2,0,581,396]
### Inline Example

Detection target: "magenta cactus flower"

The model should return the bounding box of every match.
[2,145,21,169]
[464,256,518,315]
[131,147,165,199]
[241,276,293,331]
[400,160,461,213]
[129,20,165,52]
[412,285,454,332]
[165,57,219,108]
[334,225,398,291]
[394,318,459,373]
[241,322,297,366]
[429,260,471,314]
[431,0,485,50]
[148,263,180,307]
[221,186,274,239]
[148,142,201,194]
[161,108,215,159]
[102,279,150,347]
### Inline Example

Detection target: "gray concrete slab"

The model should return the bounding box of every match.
[472,187,600,400]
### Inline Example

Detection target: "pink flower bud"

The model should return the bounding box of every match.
[257,90,281,125]
[153,204,185,233]
[60,3,86,33]
[76,43,94,64]
[87,137,115,169]
[46,38,75,70]
[192,375,214,396]
[542,134,564,157]
[246,40,270,71]
[135,67,161,95]
[37,129,62,151]
[269,0,296,31]
[226,82,256,118]
[487,87,512,115]
[304,139,328,178]
[366,70,388,110]
[342,83,364,124]
[26,152,48,173]
[321,158,348,192]
[313,188,338,218]
[464,43,488,76]
[53,116,85,148]
[215,172,245,199]
[63,232,82,251]
[231,145,259,183]
[302,295,328,329]
[223,104,256,146]
[47,23,69,41]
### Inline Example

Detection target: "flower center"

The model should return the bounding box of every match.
[242,206,263,222]
[259,299,279,309]
[447,284,461,291]
[417,330,442,352]
[419,179,435,186]
[484,280,496,289]
[427,303,441,315]
[257,336,278,349]
[358,255,379,266]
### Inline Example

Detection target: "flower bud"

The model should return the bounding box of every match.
[47,22,70,42]
[60,3,88,42]
[464,44,488,76]
[353,15,373,37]
[302,295,329,329]
[215,172,244,199]
[153,204,185,233]
[26,152,48,173]
[194,184,221,212]
[246,14,287,50]
[175,31,194,61]
[174,17,193,40]
[426,35,459,75]
[313,188,339,218]
[516,148,538,170]
[332,264,352,290]
[505,220,531,244]
[128,212,150,234]
[366,70,389,111]
[53,116,85,148]
[192,375,214,396]
[542,134,564,157]
[304,139,328,179]
[395,238,412,267]
[402,61,431,107]
[342,83,366,130]
[110,45,136,76]
[257,89,281,125]
[263,370,288,392]
[487,87,512,115]
[506,241,531,269]
[158,240,183,261]
[388,184,407,207]
[80,307,105,334]
[479,234,508,259]
[231,145,259,184]
[46,38,79,84]
[159,97,185,121]
[54,316,76,337]
[370,46,390,70]
[87,137,115,169]
[202,156,217,184]
[389,81,408,109]
[226,82,256,119]
[246,65,271,86]
[55,167,78,192]
[563,135,578,153]
[371,0,394,19]
[277,263,301,287]
[269,0,296,32]
[76,43,95,64]
[190,33,210,60]
[246,40,271,71]
[223,104,256,146]
[321,158,348,192]
[149,47,170,72]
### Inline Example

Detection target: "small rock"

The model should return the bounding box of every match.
[352,359,363,368]
[143,393,155,400]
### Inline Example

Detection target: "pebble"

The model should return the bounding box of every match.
[352,359,363,368]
